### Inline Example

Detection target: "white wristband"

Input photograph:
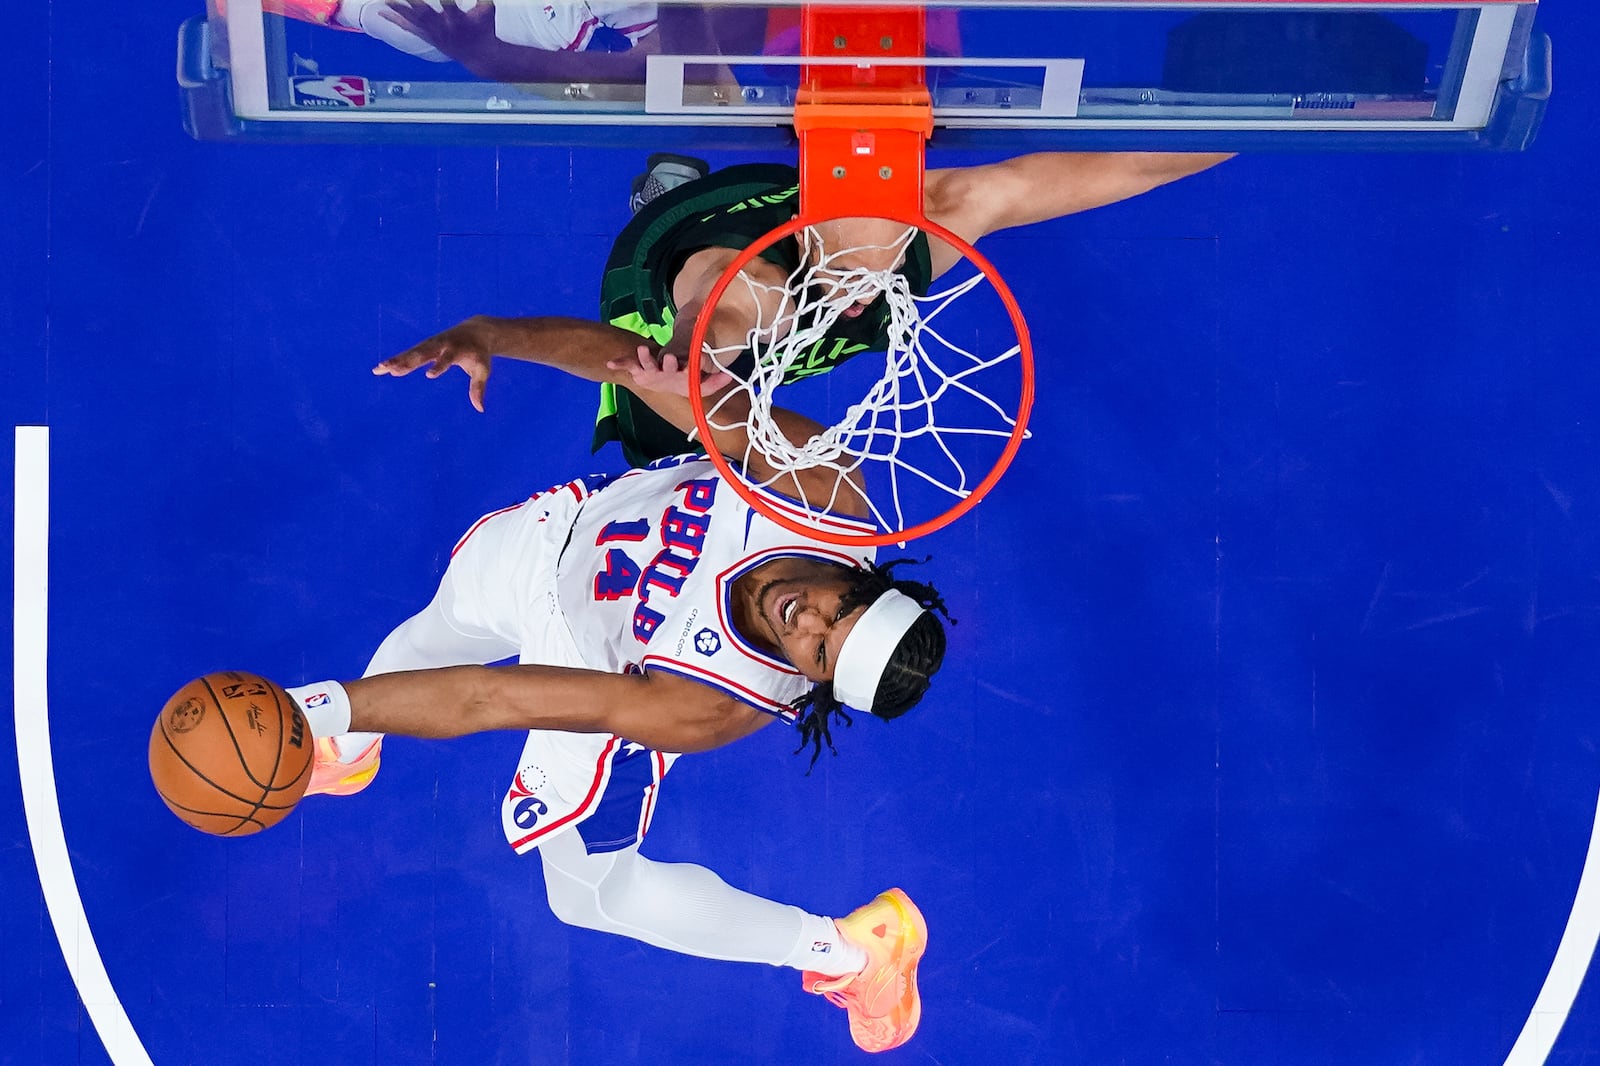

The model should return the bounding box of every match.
[285,680,353,738]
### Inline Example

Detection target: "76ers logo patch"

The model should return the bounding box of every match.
[507,766,551,830]
[512,795,549,829]
[292,76,371,108]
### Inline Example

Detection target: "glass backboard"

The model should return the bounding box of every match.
[180,1,1548,151]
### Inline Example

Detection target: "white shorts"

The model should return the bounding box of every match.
[494,0,658,53]
[440,477,680,857]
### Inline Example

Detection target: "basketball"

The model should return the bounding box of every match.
[148,670,314,836]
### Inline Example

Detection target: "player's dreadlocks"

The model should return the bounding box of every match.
[791,557,953,768]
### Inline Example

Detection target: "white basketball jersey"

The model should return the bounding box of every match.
[494,1,659,52]
[555,456,877,720]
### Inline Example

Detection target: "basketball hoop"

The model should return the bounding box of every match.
[685,3,1035,548]
[686,212,1033,547]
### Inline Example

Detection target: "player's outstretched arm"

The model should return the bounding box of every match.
[924,152,1234,275]
[341,663,773,754]
[374,315,655,411]
[378,0,656,82]
[377,314,867,516]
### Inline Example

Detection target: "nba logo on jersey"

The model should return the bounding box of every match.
[291,76,370,109]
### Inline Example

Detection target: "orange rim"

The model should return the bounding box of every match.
[686,210,1034,547]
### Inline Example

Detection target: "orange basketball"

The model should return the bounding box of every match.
[148,670,314,836]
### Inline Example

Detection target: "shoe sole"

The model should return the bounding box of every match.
[305,739,382,797]
[645,152,710,178]
[851,888,926,1052]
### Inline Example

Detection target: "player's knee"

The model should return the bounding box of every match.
[591,851,653,914]
[541,862,605,929]
[542,879,599,930]
[539,840,629,930]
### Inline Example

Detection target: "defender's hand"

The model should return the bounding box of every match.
[375,319,494,412]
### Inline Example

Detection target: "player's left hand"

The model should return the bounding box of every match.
[607,344,732,398]
[375,318,494,412]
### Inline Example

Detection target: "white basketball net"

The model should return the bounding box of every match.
[700,225,1028,536]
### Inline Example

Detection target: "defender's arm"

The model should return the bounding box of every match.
[924,152,1233,275]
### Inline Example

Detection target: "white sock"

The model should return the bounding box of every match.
[784,914,868,977]
[331,731,382,762]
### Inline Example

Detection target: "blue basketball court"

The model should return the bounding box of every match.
[6,2,1600,1063]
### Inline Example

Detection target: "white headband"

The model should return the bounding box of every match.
[832,589,927,712]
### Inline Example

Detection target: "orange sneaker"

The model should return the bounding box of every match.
[305,736,382,797]
[214,1,348,27]
[215,1,354,29]
[802,888,927,1053]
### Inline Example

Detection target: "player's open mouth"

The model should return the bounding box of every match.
[842,303,867,319]
[774,593,799,629]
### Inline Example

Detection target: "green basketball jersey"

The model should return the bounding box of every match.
[594,163,932,466]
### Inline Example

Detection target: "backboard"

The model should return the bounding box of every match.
[181,1,1548,151]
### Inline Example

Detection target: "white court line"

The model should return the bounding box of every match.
[13,426,155,1066]
[10,419,1591,1065]
[1505,789,1600,1065]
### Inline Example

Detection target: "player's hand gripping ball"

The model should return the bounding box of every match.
[148,671,313,836]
